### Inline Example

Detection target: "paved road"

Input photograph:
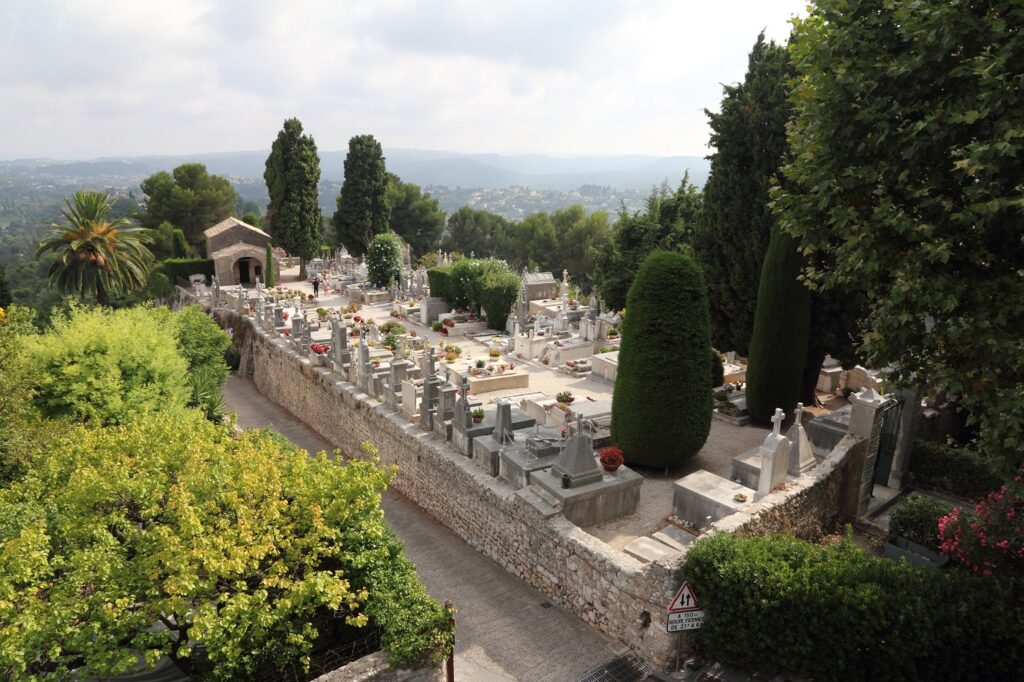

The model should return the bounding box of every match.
[223,375,619,682]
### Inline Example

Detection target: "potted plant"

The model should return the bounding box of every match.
[489,349,502,359]
[317,307,328,320]
[472,407,485,424]
[476,359,486,369]
[598,445,624,472]
[556,390,575,405]
[432,321,443,332]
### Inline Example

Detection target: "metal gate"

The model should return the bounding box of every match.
[873,397,903,485]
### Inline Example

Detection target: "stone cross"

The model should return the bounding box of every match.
[426,347,436,377]
[794,402,804,426]
[771,408,785,436]
[787,402,816,476]
[758,408,791,496]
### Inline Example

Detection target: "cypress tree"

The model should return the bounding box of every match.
[745,227,812,423]
[264,242,275,287]
[264,118,322,279]
[693,33,793,355]
[611,250,712,468]
[333,134,391,257]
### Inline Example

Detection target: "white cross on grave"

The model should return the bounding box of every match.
[771,407,785,436]
[758,407,790,497]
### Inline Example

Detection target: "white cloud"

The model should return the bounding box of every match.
[0,0,806,159]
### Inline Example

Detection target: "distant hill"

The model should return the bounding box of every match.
[2,148,709,191]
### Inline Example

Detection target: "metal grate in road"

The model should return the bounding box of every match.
[577,651,654,682]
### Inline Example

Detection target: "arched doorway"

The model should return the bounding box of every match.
[233,257,263,285]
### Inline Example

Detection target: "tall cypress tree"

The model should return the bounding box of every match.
[611,250,712,468]
[693,33,793,356]
[745,227,812,423]
[333,134,391,257]
[264,118,321,278]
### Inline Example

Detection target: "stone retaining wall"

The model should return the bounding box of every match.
[213,309,863,670]
[220,312,681,668]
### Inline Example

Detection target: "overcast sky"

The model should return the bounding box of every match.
[0,0,806,160]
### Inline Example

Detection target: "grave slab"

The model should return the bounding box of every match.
[730,447,763,490]
[652,525,698,552]
[623,537,681,564]
[672,470,754,528]
[532,466,643,528]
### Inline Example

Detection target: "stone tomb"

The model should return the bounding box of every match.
[498,424,566,489]
[805,404,852,455]
[729,408,791,494]
[530,415,642,527]
[672,470,753,529]
[472,400,536,477]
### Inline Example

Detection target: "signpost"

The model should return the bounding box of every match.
[666,581,704,632]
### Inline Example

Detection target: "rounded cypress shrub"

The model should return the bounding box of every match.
[366,232,403,288]
[611,250,712,468]
[745,227,811,423]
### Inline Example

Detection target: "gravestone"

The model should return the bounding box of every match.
[419,349,441,431]
[787,402,816,475]
[757,408,791,496]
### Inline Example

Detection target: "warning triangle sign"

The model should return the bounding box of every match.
[668,581,700,613]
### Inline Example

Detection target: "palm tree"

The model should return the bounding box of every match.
[37,191,154,305]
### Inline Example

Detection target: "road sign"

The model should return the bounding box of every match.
[667,581,700,613]
[667,610,704,631]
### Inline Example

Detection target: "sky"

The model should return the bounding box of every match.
[0,0,807,160]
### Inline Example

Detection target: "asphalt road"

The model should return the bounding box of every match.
[223,374,619,681]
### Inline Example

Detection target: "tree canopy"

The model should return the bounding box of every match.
[0,409,452,679]
[694,33,793,355]
[366,232,404,288]
[139,164,237,246]
[37,191,153,306]
[440,206,511,259]
[387,174,445,258]
[775,0,1024,473]
[264,118,322,274]
[593,179,701,310]
[333,134,391,256]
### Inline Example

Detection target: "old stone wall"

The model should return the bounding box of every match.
[224,312,681,668]
[214,309,862,670]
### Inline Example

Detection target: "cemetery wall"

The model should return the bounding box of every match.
[711,435,866,540]
[221,313,683,668]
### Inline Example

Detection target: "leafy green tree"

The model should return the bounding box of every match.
[264,118,322,278]
[241,211,263,227]
[0,262,11,308]
[366,232,404,288]
[23,305,189,426]
[333,134,391,256]
[694,33,793,355]
[476,268,520,331]
[0,411,453,679]
[776,0,1024,472]
[0,305,53,483]
[611,250,712,468]
[37,191,154,306]
[439,207,511,258]
[744,228,812,423]
[387,174,445,258]
[139,164,237,246]
[594,178,701,310]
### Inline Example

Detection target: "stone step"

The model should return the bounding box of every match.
[623,536,682,564]
[651,525,698,552]
[517,486,562,517]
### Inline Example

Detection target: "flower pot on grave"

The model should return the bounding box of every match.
[602,461,621,473]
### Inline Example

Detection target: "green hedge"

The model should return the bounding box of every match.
[611,250,712,467]
[909,440,1003,499]
[476,269,520,331]
[684,532,1024,681]
[155,258,215,285]
[888,492,953,550]
[427,266,453,302]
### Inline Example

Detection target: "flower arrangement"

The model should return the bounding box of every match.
[556,390,574,405]
[310,343,331,355]
[281,311,289,321]
[443,318,455,328]
[353,315,362,323]
[598,445,624,472]
[475,359,486,369]
[471,407,485,423]
[410,330,417,337]
[445,352,457,362]
[489,349,501,358]
[282,329,291,336]
[440,327,449,336]
[349,328,360,337]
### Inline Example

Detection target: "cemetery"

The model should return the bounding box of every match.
[184,252,917,669]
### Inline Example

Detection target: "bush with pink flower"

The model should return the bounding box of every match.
[938,477,1024,579]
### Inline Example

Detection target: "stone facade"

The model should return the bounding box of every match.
[213,309,864,670]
